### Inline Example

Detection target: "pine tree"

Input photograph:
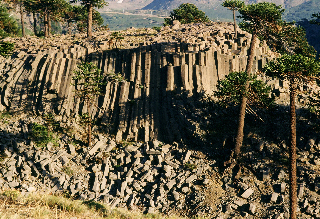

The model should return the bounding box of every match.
[230,2,285,163]
[24,0,67,37]
[222,0,245,38]
[263,54,320,219]
[70,0,107,39]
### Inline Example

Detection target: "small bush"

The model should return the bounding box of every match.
[61,166,73,176]
[184,162,197,171]
[152,26,161,32]
[0,151,7,162]
[107,72,126,83]
[0,111,11,121]
[30,123,57,147]
[2,190,20,201]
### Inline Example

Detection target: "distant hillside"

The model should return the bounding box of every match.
[141,0,314,22]
[105,0,153,10]
[283,0,320,22]
[142,0,311,10]
[101,12,163,30]
[283,0,320,55]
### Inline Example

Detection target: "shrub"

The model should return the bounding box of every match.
[30,123,57,147]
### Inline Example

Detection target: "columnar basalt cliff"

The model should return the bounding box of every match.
[1,22,320,219]
[0,22,278,143]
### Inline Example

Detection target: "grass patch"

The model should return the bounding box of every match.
[0,189,195,219]
[2,190,20,200]
[0,111,11,120]
[61,166,73,176]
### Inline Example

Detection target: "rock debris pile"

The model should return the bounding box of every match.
[1,110,320,218]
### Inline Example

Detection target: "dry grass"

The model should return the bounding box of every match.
[0,190,188,219]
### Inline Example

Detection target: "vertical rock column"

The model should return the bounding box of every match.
[127,48,142,140]
[143,51,152,142]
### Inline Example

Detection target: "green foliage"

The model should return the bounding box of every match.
[30,123,58,147]
[152,26,161,32]
[214,71,274,108]
[69,5,104,33]
[238,2,284,39]
[106,72,126,83]
[2,190,20,200]
[70,0,107,38]
[164,3,210,26]
[0,111,11,120]
[310,12,320,25]
[61,166,73,176]
[71,0,107,9]
[0,41,14,57]
[263,54,320,81]
[110,31,124,40]
[0,4,19,37]
[184,162,197,171]
[269,22,317,58]
[78,112,93,134]
[222,0,244,11]
[0,151,8,162]
[72,62,105,102]
[72,61,105,146]
[43,113,61,132]
[24,0,68,37]
[24,0,68,19]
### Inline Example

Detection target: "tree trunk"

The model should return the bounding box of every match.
[234,33,258,160]
[44,12,49,38]
[68,22,71,35]
[48,16,51,36]
[289,77,297,219]
[87,3,93,39]
[33,12,37,36]
[233,9,237,38]
[20,3,25,37]
[87,102,92,147]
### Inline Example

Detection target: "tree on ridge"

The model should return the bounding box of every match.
[3,0,26,37]
[0,3,20,37]
[227,2,285,165]
[164,3,210,26]
[23,0,68,38]
[222,0,245,38]
[70,0,107,39]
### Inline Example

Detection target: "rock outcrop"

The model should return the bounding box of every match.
[0,22,281,144]
[0,22,320,218]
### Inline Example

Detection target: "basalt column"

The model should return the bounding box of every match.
[0,40,276,143]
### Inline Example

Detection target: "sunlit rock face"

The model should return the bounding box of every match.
[0,22,280,143]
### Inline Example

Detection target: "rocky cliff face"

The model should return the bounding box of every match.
[1,22,281,144]
[1,22,320,219]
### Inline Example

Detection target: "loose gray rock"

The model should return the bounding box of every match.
[241,188,254,199]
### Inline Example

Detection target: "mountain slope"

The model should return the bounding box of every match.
[142,0,311,10]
